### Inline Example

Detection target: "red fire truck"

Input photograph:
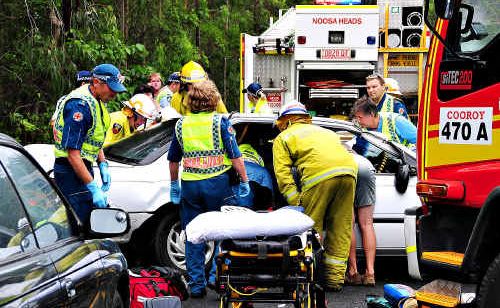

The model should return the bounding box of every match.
[405,0,499,306]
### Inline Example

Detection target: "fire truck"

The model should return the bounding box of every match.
[403,0,500,306]
[240,0,429,121]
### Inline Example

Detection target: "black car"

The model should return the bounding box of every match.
[0,133,130,307]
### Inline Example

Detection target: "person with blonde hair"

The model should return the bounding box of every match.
[167,79,249,297]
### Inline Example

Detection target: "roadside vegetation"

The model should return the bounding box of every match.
[0,0,308,144]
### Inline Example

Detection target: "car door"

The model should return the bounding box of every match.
[1,145,107,307]
[0,145,65,307]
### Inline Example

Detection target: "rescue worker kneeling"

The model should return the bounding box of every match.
[104,93,157,147]
[167,80,249,298]
[273,101,357,291]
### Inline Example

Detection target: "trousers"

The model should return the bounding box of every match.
[180,172,234,294]
[54,159,94,224]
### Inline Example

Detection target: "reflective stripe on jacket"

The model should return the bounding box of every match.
[54,85,110,162]
[273,123,357,205]
[176,112,232,181]
[380,112,413,149]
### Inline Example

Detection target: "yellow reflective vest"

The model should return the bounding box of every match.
[176,112,232,181]
[379,112,414,149]
[171,91,228,115]
[273,123,357,205]
[239,143,264,166]
[104,111,132,147]
[54,85,110,162]
[251,98,273,114]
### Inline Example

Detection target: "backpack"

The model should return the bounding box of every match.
[129,266,189,308]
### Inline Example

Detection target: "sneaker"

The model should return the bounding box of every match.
[362,273,376,286]
[345,272,363,285]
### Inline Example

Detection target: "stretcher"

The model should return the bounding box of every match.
[214,228,327,308]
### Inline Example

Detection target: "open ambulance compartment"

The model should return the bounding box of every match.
[296,61,374,118]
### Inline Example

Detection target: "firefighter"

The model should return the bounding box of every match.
[53,64,127,224]
[104,94,157,147]
[242,82,273,114]
[170,61,228,115]
[352,95,417,153]
[167,79,249,298]
[273,100,357,291]
[366,73,409,119]
[157,72,181,109]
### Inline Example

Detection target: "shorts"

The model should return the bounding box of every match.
[353,154,376,208]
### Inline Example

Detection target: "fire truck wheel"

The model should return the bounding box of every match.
[477,252,500,308]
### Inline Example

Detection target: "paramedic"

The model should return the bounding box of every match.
[170,61,228,115]
[273,100,357,291]
[157,72,181,109]
[167,79,249,298]
[53,64,127,224]
[352,95,417,153]
[236,143,274,209]
[104,93,157,147]
[50,70,92,127]
[366,73,409,119]
[242,82,273,114]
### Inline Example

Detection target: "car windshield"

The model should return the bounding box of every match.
[104,119,177,166]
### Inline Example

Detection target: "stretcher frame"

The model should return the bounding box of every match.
[215,229,327,308]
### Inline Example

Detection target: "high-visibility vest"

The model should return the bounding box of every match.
[176,112,232,181]
[54,85,110,162]
[273,123,357,203]
[380,112,413,149]
[251,98,273,114]
[239,143,264,166]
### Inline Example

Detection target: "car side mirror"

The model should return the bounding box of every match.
[395,163,410,194]
[89,208,130,237]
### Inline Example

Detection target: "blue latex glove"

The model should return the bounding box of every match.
[170,180,181,204]
[238,181,251,198]
[86,180,108,208]
[98,161,111,192]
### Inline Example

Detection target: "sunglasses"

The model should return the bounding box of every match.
[94,74,126,84]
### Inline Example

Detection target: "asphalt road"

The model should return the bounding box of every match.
[182,257,424,308]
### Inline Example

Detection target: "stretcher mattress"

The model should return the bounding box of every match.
[186,206,314,244]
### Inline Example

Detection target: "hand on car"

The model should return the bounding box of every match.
[86,180,108,208]
[98,161,111,192]
[170,180,181,204]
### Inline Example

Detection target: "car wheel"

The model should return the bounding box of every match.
[112,290,124,308]
[477,252,500,308]
[153,214,215,273]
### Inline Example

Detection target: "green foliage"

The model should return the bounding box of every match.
[0,0,306,144]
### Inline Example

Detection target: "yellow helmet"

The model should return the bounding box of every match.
[385,77,402,96]
[180,61,208,83]
[122,94,157,120]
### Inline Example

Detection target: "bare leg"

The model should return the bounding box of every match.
[348,210,358,276]
[357,205,376,276]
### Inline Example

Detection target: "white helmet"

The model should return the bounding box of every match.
[278,100,310,118]
[385,78,402,96]
[123,94,157,120]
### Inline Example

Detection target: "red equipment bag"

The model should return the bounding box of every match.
[129,266,189,308]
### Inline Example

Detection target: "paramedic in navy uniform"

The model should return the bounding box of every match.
[167,79,249,298]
